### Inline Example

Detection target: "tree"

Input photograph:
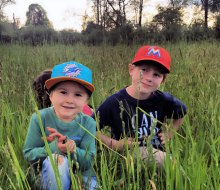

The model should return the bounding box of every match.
[0,0,15,21]
[152,6,183,41]
[138,0,143,27]
[168,0,190,8]
[192,0,220,28]
[130,0,144,27]
[92,0,100,25]
[25,4,51,27]
[91,0,130,30]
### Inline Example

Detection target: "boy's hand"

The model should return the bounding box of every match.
[45,127,76,153]
[58,139,76,153]
[116,138,140,151]
[45,127,65,142]
[158,132,170,145]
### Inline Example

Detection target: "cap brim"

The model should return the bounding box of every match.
[45,77,95,93]
[132,58,170,73]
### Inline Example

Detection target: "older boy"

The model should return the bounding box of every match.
[23,61,96,190]
[95,45,187,165]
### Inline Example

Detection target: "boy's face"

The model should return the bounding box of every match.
[129,63,166,98]
[49,81,89,122]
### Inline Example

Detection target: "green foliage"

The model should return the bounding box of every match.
[25,4,51,27]
[19,25,57,45]
[184,20,215,41]
[152,7,183,42]
[82,21,104,45]
[0,42,220,189]
[106,23,134,45]
[0,21,16,43]
[59,30,83,45]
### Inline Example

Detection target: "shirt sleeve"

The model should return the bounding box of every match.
[23,113,61,162]
[164,93,187,119]
[94,95,121,129]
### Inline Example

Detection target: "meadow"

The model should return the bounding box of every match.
[0,42,220,190]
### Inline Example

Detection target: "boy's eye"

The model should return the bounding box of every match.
[154,73,161,77]
[75,93,82,97]
[60,91,67,94]
[140,67,150,72]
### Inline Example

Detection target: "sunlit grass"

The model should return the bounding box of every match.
[0,41,220,189]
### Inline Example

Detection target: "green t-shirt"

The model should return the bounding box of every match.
[23,107,96,176]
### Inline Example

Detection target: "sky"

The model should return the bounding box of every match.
[4,0,195,31]
[4,0,170,32]
[4,0,91,31]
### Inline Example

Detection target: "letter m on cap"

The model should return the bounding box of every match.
[147,47,161,58]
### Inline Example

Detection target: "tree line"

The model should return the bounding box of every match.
[0,0,220,45]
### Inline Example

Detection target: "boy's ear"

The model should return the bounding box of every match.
[128,64,135,75]
[162,74,167,83]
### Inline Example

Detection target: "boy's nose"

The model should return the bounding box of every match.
[143,72,153,82]
[66,95,75,103]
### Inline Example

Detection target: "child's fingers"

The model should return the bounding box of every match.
[46,127,57,133]
[58,139,75,153]
[41,136,55,142]
[66,140,76,152]
[58,135,67,143]
[58,143,66,152]
[42,133,64,142]
[48,132,63,139]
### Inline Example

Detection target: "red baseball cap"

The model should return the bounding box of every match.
[132,45,171,73]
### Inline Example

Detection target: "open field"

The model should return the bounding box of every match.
[0,42,220,190]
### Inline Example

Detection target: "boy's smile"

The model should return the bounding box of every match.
[49,81,89,122]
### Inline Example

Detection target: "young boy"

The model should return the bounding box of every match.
[95,45,187,165]
[32,69,93,115]
[23,61,96,190]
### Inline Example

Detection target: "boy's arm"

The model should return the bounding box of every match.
[158,118,184,144]
[97,132,134,151]
[23,114,61,162]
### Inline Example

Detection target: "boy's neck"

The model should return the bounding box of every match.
[126,86,152,100]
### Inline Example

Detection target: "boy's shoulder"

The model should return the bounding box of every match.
[32,107,53,119]
[76,112,96,124]
[154,90,187,109]
[153,90,175,101]
[99,88,126,104]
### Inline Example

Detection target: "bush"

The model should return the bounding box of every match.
[19,25,57,45]
[0,21,16,43]
[59,30,83,45]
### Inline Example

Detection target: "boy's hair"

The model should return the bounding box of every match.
[32,69,52,109]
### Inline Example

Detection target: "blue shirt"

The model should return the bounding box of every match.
[94,88,187,151]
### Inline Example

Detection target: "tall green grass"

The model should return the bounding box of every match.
[0,42,219,189]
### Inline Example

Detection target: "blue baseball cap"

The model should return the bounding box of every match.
[45,61,94,93]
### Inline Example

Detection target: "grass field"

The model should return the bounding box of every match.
[0,41,220,190]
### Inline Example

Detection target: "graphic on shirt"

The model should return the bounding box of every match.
[63,64,81,78]
[131,111,162,148]
[131,111,159,138]
[147,47,161,58]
